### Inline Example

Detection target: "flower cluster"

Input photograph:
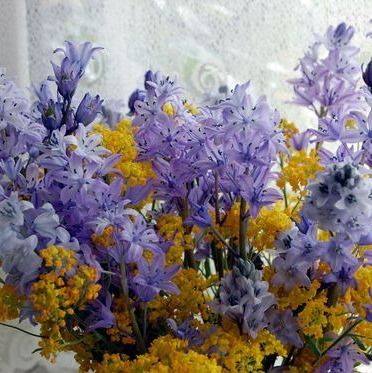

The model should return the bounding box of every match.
[0,23,371,373]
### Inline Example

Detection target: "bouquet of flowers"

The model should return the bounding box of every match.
[0,22,371,372]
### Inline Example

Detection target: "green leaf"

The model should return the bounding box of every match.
[31,348,43,354]
[305,335,321,357]
[350,335,367,351]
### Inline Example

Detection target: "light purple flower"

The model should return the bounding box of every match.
[132,254,180,301]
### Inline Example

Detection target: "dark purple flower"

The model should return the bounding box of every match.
[128,89,145,114]
[75,93,103,126]
[85,293,115,332]
[323,265,358,294]
[167,318,205,347]
[363,60,372,92]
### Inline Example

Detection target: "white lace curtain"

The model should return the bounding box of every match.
[0,1,372,372]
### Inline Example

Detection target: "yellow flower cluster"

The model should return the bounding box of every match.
[298,293,328,339]
[0,284,24,321]
[94,119,155,188]
[277,149,323,192]
[99,335,221,373]
[149,269,210,323]
[106,297,135,345]
[216,202,240,240]
[39,245,77,274]
[247,202,292,251]
[30,247,101,361]
[279,119,299,147]
[91,226,114,248]
[199,321,285,372]
[156,214,192,265]
[344,265,372,318]
[270,279,321,310]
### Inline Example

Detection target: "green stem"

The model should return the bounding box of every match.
[239,198,248,258]
[119,259,146,353]
[316,319,362,362]
[279,154,288,208]
[0,322,46,339]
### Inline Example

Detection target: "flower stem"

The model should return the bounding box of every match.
[239,198,248,258]
[0,322,46,339]
[316,319,362,363]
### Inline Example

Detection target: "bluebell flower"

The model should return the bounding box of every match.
[324,265,358,295]
[132,254,180,302]
[85,293,115,332]
[64,124,109,164]
[75,93,103,126]
[267,308,303,348]
[167,318,205,347]
[49,41,103,100]
[319,234,359,272]
[272,255,311,291]
[315,338,369,373]
[121,214,162,262]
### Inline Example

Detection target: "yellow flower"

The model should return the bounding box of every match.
[30,248,101,361]
[184,101,199,115]
[39,245,77,274]
[0,284,24,321]
[156,214,192,265]
[91,226,114,248]
[298,293,328,339]
[277,149,323,192]
[247,202,292,251]
[344,265,372,318]
[99,335,222,373]
[279,119,299,147]
[271,280,321,310]
[199,321,285,372]
[162,102,175,116]
[148,269,210,323]
[94,119,155,188]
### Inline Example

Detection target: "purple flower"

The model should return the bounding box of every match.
[272,255,311,291]
[323,265,358,294]
[303,162,372,241]
[64,124,109,164]
[320,234,359,272]
[238,167,282,217]
[120,214,162,262]
[85,293,115,332]
[75,93,103,126]
[315,338,369,373]
[132,254,180,301]
[267,308,303,348]
[34,82,64,131]
[128,89,145,115]
[184,186,212,228]
[213,260,275,338]
[167,318,205,347]
[362,59,372,92]
[49,41,103,100]
[323,22,355,51]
